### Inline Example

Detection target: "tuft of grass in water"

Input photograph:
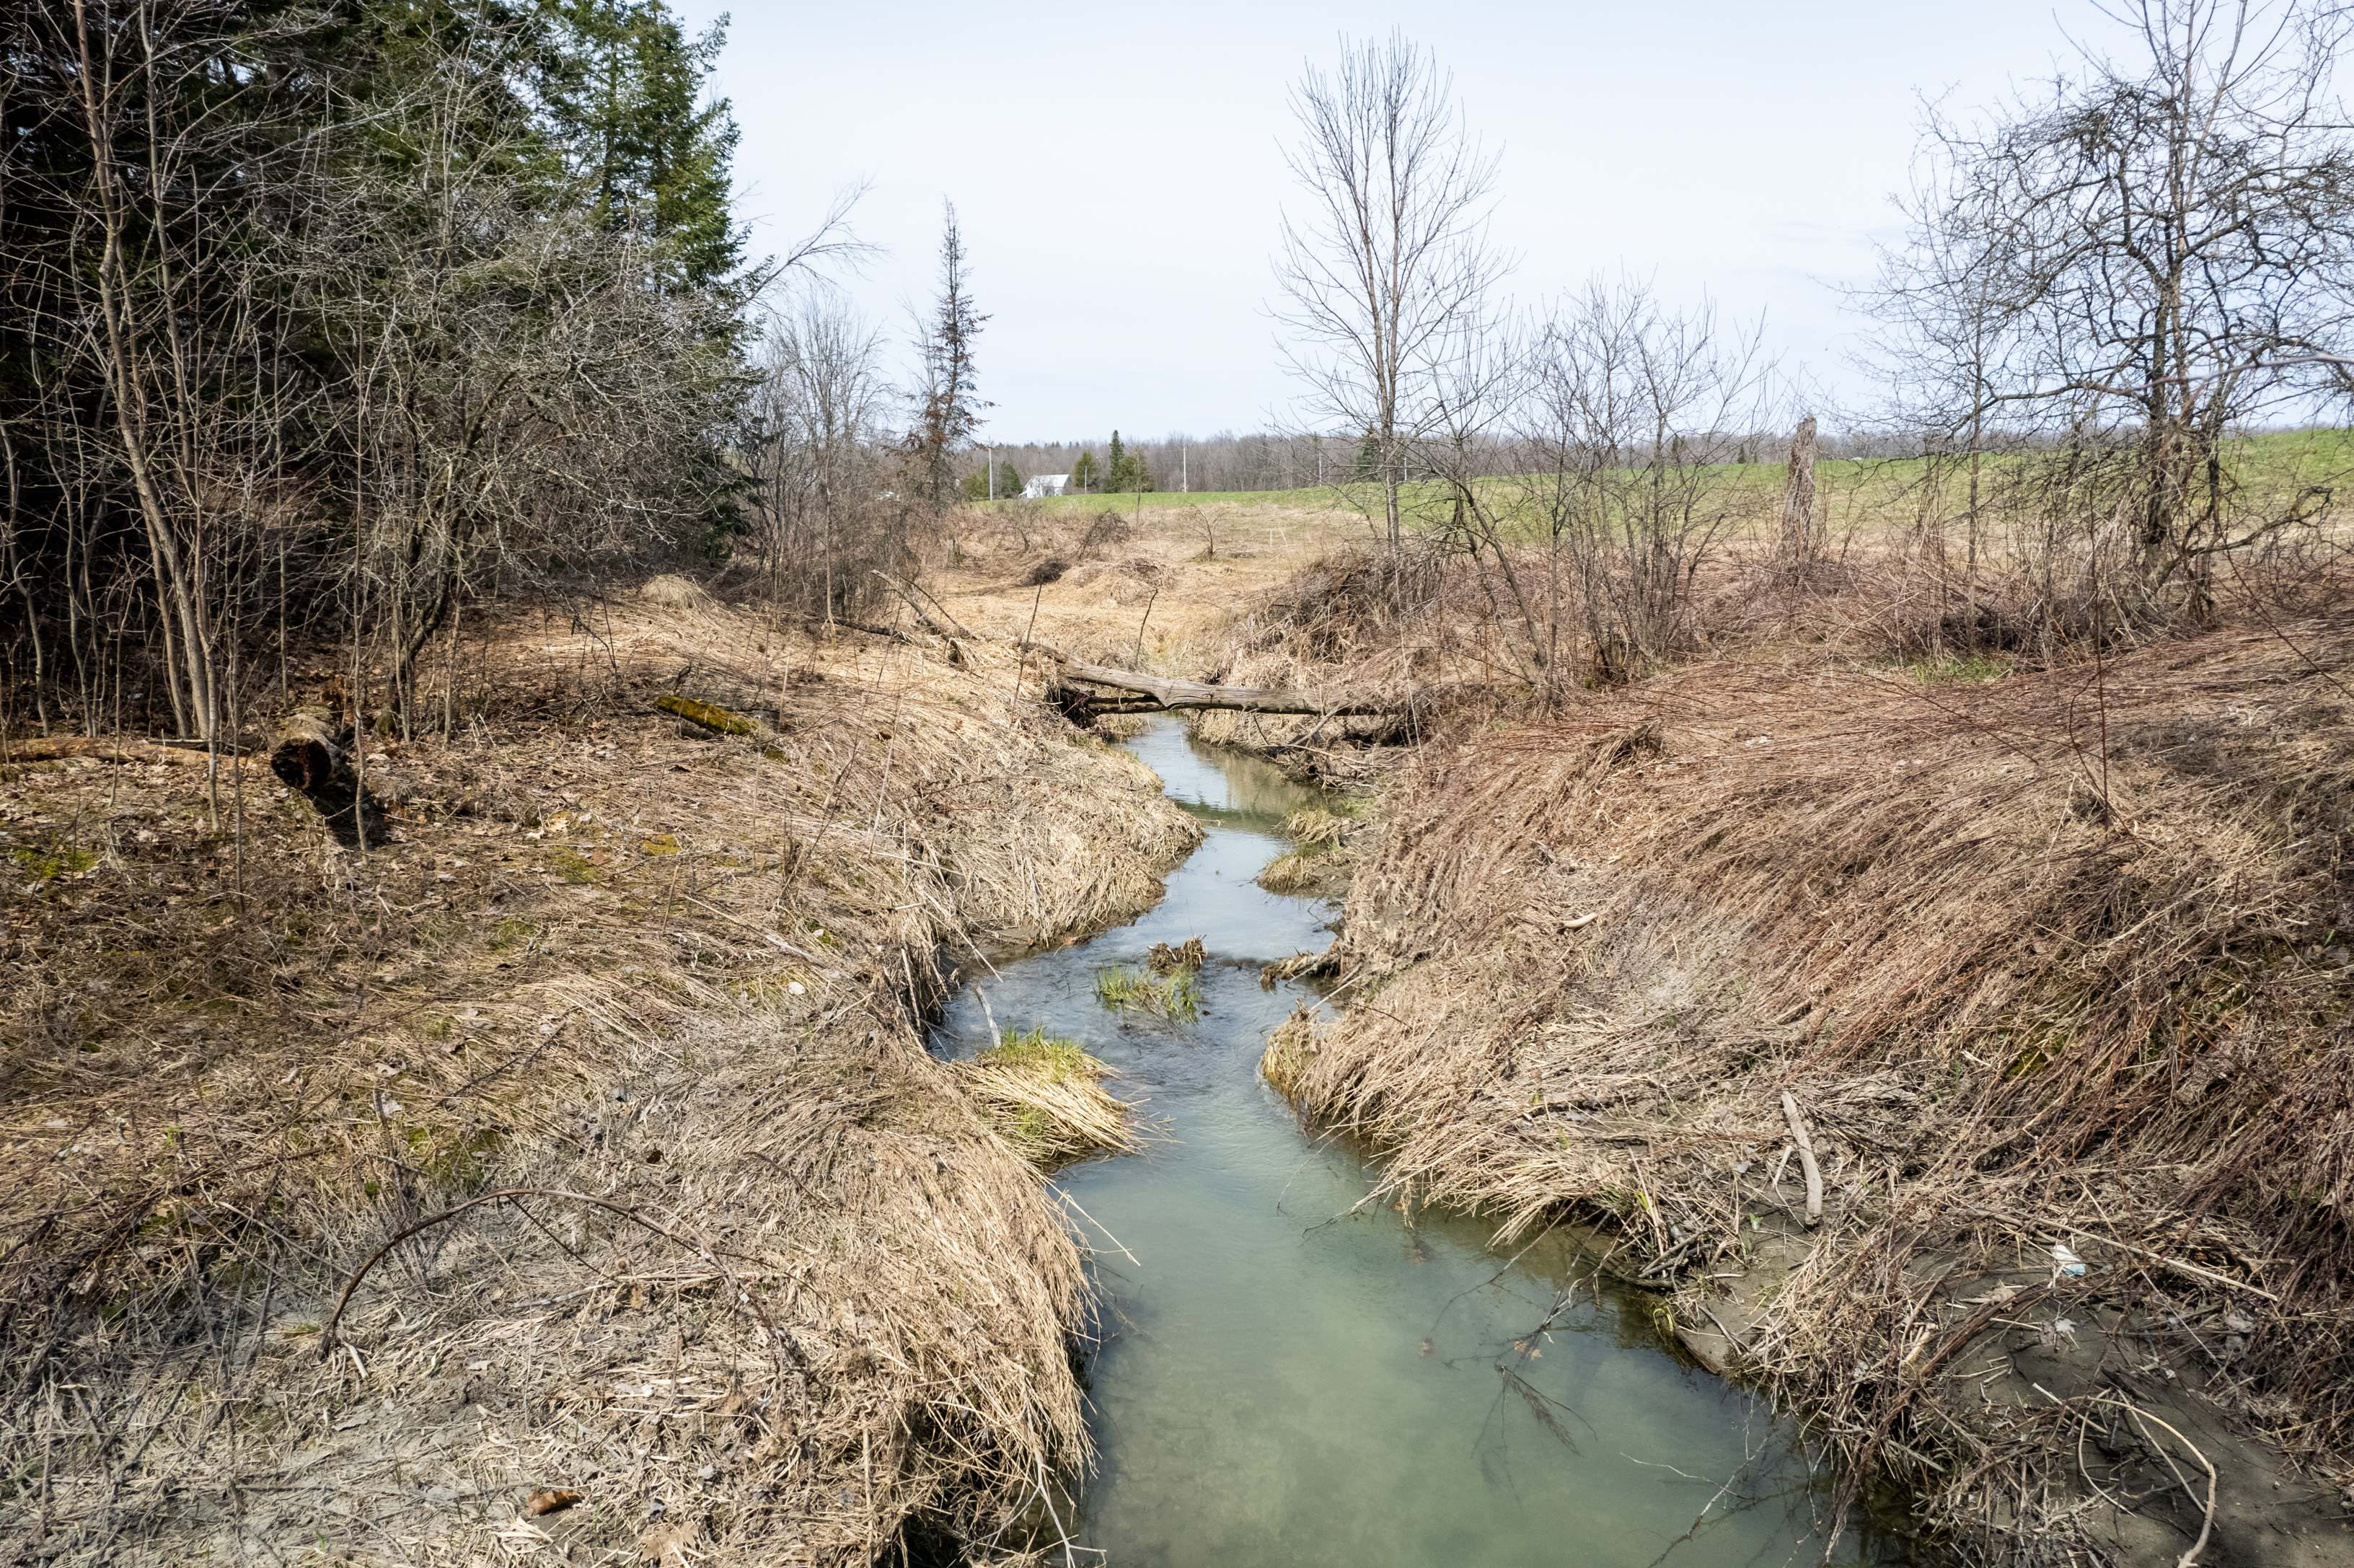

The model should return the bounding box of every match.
[1259,1001,1323,1096]
[1282,808,1354,847]
[1093,964,1201,1020]
[964,1027,1134,1168]
[977,1026,1094,1080]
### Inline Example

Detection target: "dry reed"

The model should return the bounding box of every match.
[959,1030,1137,1170]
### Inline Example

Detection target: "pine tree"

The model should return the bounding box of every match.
[1070,451,1101,492]
[907,203,988,505]
[541,0,743,289]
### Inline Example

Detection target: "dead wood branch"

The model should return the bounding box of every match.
[1781,1093,1824,1228]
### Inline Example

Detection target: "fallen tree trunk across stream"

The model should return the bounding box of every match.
[1022,641,1395,717]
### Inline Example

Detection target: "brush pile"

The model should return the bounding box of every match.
[1271,604,2354,1563]
[0,587,1201,1564]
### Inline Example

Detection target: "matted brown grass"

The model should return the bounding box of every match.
[1266,604,2354,1563]
[0,587,1200,1564]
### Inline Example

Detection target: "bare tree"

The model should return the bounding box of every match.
[1503,278,1771,692]
[1866,0,2354,621]
[1272,30,1507,552]
[749,289,905,619]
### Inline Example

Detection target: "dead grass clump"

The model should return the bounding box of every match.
[1256,850,1328,894]
[1145,935,1206,973]
[1283,807,1355,847]
[1021,556,1070,587]
[1273,604,2354,1561]
[1255,806,1365,897]
[640,572,719,612]
[961,1027,1136,1168]
[1260,1001,1324,1097]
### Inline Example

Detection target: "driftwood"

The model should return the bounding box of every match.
[1780,1092,1825,1228]
[1020,640,1394,717]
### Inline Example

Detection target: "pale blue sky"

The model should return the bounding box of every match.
[675,1,2148,441]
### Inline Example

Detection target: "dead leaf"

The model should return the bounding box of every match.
[528,1488,583,1516]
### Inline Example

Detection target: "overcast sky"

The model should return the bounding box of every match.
[670,1,2148,444]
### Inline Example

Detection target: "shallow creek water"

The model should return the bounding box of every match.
[934,720,1905,1567]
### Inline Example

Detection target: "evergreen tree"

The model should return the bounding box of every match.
[1103,428,1154,492]
[907,202,987,505]
[1070,451,1101,492]
[957,460,1022,501]
[540,0,743,289]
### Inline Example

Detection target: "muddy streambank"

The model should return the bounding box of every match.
[1209,609,2354,1568]
[0,595,1206,1567]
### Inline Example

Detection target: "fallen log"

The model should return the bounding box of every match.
[656,693,758,737]
[4,736,227,767]
[1020,640,1395,717]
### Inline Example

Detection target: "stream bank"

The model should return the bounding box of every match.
[0,594,1204,1567]
[1229,615,2354,1568]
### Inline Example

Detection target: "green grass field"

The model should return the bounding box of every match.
[975,427,2354,542]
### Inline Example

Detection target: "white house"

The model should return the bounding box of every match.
[1022,473,1070,498]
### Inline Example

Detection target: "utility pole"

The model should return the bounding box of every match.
[1181,444,1188,494]
[987,444,995,501]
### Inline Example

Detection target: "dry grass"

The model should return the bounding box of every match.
[0,585,1202,1564]
[925,499,1364,680]
[1261,602,2354,1562]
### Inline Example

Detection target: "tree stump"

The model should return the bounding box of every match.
[1778,415,1820,562]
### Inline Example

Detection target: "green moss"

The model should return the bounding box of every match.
[13,844,98,879]
[656,693,757,736]
[546,848,597,884]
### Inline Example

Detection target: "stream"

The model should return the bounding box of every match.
[934,719,1910,1567]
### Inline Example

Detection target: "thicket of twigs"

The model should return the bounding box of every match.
[0,588,1199,1563]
